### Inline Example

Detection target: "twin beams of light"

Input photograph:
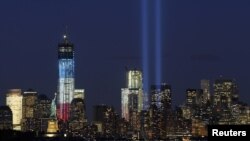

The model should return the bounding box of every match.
[141,0,162,93]
[141,0,149,93]
[155,0,162,86]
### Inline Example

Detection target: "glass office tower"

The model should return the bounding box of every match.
[57,34,75,121]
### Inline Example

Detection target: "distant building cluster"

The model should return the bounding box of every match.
[0,35,249,140]
[119,74,250,140]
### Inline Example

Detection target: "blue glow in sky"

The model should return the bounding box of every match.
[141,0,149,93]
[155,0,162,85]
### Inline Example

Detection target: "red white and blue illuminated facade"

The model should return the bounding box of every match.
[57,34,75,122]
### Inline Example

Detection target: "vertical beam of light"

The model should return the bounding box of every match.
[155,0,162,85]
[142,0,149,93]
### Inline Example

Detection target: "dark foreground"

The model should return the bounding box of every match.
[0,130,208,141]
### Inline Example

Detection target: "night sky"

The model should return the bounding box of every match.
[1,0,250,120]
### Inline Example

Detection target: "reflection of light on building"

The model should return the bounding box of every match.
[57,34,75,122]
[6,89,22,131]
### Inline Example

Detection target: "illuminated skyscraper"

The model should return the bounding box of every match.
[149,84,173,139]
[150,84,172,110]
[127,70,142,89]
[121,69,143,121]
[121,88,129,120]
[186,89,203,107]
[35,94,51,132]
[69,98,87,135]
[21,89,38,131]
[69,89,87,135]
[200,80,210,103]
[57,34,75,121]
[213,79,238,108]
[73,89,85,99]
[6,89,23,131]
[22,89,37,118]
[93,105,118,135]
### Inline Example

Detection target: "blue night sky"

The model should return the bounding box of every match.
[0,0,250,120]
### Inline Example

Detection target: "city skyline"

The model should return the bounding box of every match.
[1,0,250,120]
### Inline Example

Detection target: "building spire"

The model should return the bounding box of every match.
[63,25,69,43]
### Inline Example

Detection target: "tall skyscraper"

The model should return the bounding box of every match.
[150,83,172,110]
[21,89,38,131]
[69,89,87,135]
[6,89,23,131]
[213,79,238,108]
[121,88,129,120]
[93,105,117,135]
[127,70,143,89]
[149,84,173,139]
[200,80,210,104]
[69,98,87,135]
[57,34,75,122]
[35,94,51,132]
[121,69,143,121]
[22,89,38,119]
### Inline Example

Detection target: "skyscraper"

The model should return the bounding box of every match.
[150,84,172,110]
[73,89,85,99]
[69,89,87,135]
[121,69,143,121]
[213,78,239,124]
[213,79,238,108]
[22,89,37,118]
[6,89,23,131]
[93,105,117,135]
[186,89,203,107]
[57,34,75,121]
[121,88,129,120]
[200,80,210,104]
[69,98,87,135]
[35,94,51,132]
[127,70,143,89]
[21,89,38,131]
[149,84,172,139]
